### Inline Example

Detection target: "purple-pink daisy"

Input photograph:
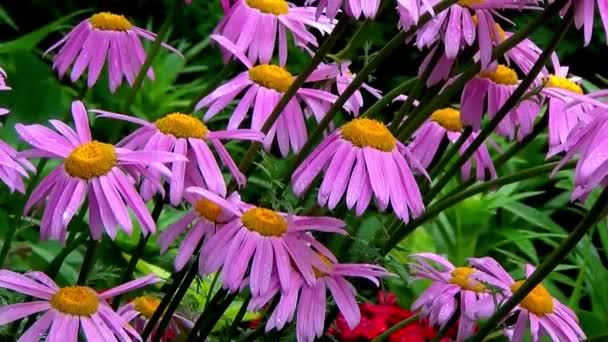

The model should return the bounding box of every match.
[306,0,380,19]
[118,295,194,339]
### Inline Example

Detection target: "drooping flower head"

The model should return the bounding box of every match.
[461,63,540,140]
[214,0,335,66]
[249,251,389,342]
[119,295,194,340]
[197,35,345,157]
[306,0,380,19]
[16,101,185,241]
[188,187,347,296]
[469,257,586,342]
[45,12,182,92]
[410,108,497,181]
[0,270,160,341]
[554,0,608,46]
[292,117,427,222]
[94,109,263,204]
[157,192,243,271]
[410,253,495,342]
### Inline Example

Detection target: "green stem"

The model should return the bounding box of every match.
[204,272,220,311]
[227,293,252,337]
[423,6,571,204]
[467,185,608,342]
[362,78,417,119]
[45,233,88,278]
[331,20,372,61]
[429,127,473,180]
[76,238,98,285]
[184,288,238,341]
[430,311,459,342]
[494,109,549,168]
[371,313,421,342]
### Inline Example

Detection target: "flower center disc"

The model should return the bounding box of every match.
[241,207,287,237]
[195,199,223,223]
[340,118,396,152]
[133,296,161,319]
[479,64,518,85]
[449,267,486,292]
[510,280,554,316]
[458,0,485,7]
[431,108,463,132]
[90,12,133,31]
[50,286,99,316]
[313,253,334,278]
[64,141,117,180]
[545,75,583,94]
[155,113,208,139]
[248,65,294,93]
[245,0,289,15]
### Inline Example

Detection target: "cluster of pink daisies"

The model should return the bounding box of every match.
[1,0,607,340]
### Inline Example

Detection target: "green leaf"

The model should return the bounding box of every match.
[0,5,17,31]
[500,201,564,233]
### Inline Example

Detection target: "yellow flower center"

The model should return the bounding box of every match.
[64,141,117,180]
[50,286,99,316]
[313,254,335,278]
[458,0,485,7]
[133,296,161,320]
[449,267,486,292]
[545,75,583,94]
[155,113,208,139]
[195,199,223,223]
[340,118,396,152]
[248,65,294,93]
[89,12,133,31]
[479,64,518,85]
[431,108,463,132]
[245,0,289,15]
[241,207,287,237]
[510,280,555,316]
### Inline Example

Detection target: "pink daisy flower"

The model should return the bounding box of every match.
[196,35,343,157]
[118,295,194,340]
[291,117,427,222]
[307,61,382,117]
[461,63,540,140]
[410,108,497,181]
[45,12,182,93]
[554,0,608,46]
[410,253,495,342]
[16,100,185,241]
[0,140,35,194]
[469,257,586,342]
[214,0,335,66]
[306,0,380,19]
[0,270,160,341]
[94,109,264,204]
[187,186,347,296]
[248,252,389,342]
[0,67,10,117]
[157,192,242,272]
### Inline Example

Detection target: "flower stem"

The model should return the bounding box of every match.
[423,5,572,205]
[227,293,252,338]
[493,109,549,168]
[467,184,608,342]
[184,288,238,341]
[76,238,99,285]
[45,233,89,278]
[371,312,421,342]
[361,77,417,119]
[429,127,473,180]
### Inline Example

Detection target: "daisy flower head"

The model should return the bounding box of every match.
[306,0,380,19]
[307,61,382,117]
[94,109,264,204]
[119,295,194,340]
[469,257,586,342]
[248,252,389,342]
[188,186,347,296]
[410,108,497,181]
[0,270,160,341]
[461,63,540,140]
[292,117,428,223]
[197,35,344,157]
[554,0,608,46]
[45,12,182,92]
[215,0,335,66]
[157,192,243,272]
[410,253,495,342]
[16,101,186,241]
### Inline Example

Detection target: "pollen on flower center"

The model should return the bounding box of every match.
[458,0,485,7]
[155,113,208,139]
[340,118,396,152]
[195,199,223,223]
[449,267,486,292]
[248,64,294,93]
[89,12,133,31]
[431,108,463,132]
[64,141,117,180]
[241,207,288,237]
[313,253,334,278]
[479,64,518,85]
[245,0,289,15]
[545,75,583,94]
[133,296,161,319]
[50,286,99,316]
[511,280,554,316]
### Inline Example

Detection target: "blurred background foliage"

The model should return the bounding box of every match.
[0,0,608,340]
